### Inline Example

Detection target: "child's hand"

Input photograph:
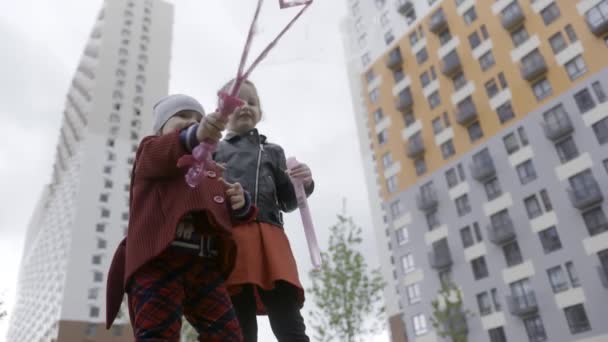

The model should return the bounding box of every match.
[220,178,246,210]
[288,162,313,187]
[197,112,227,143]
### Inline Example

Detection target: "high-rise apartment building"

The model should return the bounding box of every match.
[7,0,173,341]
[343,1,608,341]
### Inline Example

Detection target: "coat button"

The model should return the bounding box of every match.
[213,196,224,204]
[206,171,216,178]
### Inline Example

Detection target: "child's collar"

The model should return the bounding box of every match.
[225,128,267,144]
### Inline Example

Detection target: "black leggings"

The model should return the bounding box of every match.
[230,281,309,342]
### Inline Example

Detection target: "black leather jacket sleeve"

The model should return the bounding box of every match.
[272,145,315,213]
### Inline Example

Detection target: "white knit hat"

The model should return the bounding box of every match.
[152,94,205,134]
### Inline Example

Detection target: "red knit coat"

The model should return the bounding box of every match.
[105,131,256,328]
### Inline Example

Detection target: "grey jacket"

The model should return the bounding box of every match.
[213,129,314,228]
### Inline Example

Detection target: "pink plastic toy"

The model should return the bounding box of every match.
[286,157,321,269]
[185,0,313,187]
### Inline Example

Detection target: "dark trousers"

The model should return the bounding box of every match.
[231,281,309,342]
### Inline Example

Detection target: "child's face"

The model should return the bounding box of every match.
[227,83,261,134]
[160,110,202,135]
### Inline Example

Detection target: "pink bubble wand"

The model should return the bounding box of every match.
[287,157,322,269]
[185,0,314,187]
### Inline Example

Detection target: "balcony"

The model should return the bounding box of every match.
[586,3,608,36]
[386,49,403,70]
[428,239,452,270]
[395,88,413,113]
[568,179,604,210]
[597,266,608,288]
[429,9,448,34]
[487,218,516,245]
[470,153,496,182]
[542,114,574,141]
[407,135,426,159]
[441,50,462,77]
[501,2,525,31]
[507,292,538,317]
[416,188,438,212]
[520,52,548,82]
[397,0,414,16]
[456,99,478,126]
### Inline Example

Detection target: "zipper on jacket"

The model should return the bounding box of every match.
[254,143,264,206]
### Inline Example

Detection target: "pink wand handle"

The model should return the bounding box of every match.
[287,157,321,269]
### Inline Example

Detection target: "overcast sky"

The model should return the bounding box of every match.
[0,1,388,341]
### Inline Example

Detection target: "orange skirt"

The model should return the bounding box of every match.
[226,221,304,314]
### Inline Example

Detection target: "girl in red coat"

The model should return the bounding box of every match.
[213,80,314,342]
[106,94,256,341]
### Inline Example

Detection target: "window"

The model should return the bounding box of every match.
[565,24,578,42]
[387,175,398,193]
[549,32,567,54]
[497,102,515,123]
[92,255,102,265]
[361,53,371,66]
[104,179,113,189]
[440,140,455,159]
[574,88,596,113]
[547,265,569,293]
[524,195,542,219]
[592,81,607,103]
[491,288,501,311]
[479,51,496,71]
[582,207,608,236]
[390,200,405,218]
[468,121,483,142]
[498,72,508,88]
[93,271,103,282]
[420,71,431,88]
[538,226,562,253]
[518,126,529,146]
[397,227,409,245]
[541,2,561,25]
[412,314,428,336]
[444,111,451,127]
[122,212,129,221]
[460,226,474,248]
[605,159,608,174]
[489,327,507,342]
[516,160,537,185]
[512,26,530,47]
[503,133,519,154]
[532,78,552,101]
[439,29,452,45]
[564,304,591,334]
[503,241,523,267]
[384,30,395,45]
[565,261,580,287]
[97,239,107,249]
[369,88,380,103]
[599,249,608,276]
[416,48,428,64]
[426,210,440,230]
[382,152,393,169]
[593,117,608,144]
[540,189,553,212]
[99,193,109,203]
[472,256,489,280]
[565,55,587,80]
[455,194,471,216]
[403,111,415,126]
[101,208,110,218]
[480,24,489,39]
[477,292,492,316]
[377,130,388,145]
[457,163,465,179]
[523,315,547,342]
[90,306,100,318]
[428,91,441,109]
[415,158,427,176]
[555,136,579,162]
[485,178,502,201]
[485,79,499,98]
[463,7,477,24]
[365,69,375,84]
[432,117,443,134]
[373,108,384,123]
[407,283,421,304]
[96,223,106,233]
[452,72,467,90]
[409,31,420,46]
[401,253,415,274]
[468,31,481,49]
[445,168,459,188]
[88,288,99,300]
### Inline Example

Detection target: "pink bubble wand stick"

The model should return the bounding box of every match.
[287,157,322,269]
[185,0,313,187]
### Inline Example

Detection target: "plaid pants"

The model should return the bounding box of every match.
[127,247,242,341]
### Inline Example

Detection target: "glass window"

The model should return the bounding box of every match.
[396,227,409,245]
[413,314,428,336]
[549,32,567,54]
[420,71,431,87]
[565,24,578,42]
[503,241,523,267]
[547,265,569,293]
[518,126,529,146]
[382,152,393,168]
[489,327,507,342]
[516,160,537,185]
[477,292,492,316]
[455,194,471,217]
[445,168,459,188]
[452,72,467,90]
[480,51,496,71]
[468,31,481,49]
[564,304,591,334]
[503,132,520,154]
[373,108,384,123]
[90,306,100,318]
[485,79,499,98]
[555,136,579,162]
[538,226,562,253]
[498,72,508,89]
[439,29,452,45]
[524,195,542,219]
[485,178,502,201]
[407,283,421,304]
[441,140,455,159]
[524,315,548,342]
[472,256,489,280]
[428,91,441,109]
[541,2,561,25]
[512,26,530,47]
[582,207,608,236]
[540,189,553,212]
[592,81,607,103]
[481,24,489,39]
[369,88,380,103]
[574,88,596,113]
[386,175,398,193]
[468,121,483,142]
[426,210,440,230]
[497,102,515,123]
[432,117,443,134]
[565,55,587,80]
[593,117,608,144]
[473,222,483,242]
[463,7,477,24]
[532,78,552,101]
[377,130,388,145]
[415,158,427,176]
[402,253,415,273]
[565,261,580,287]
[416,48,428,64]
[461,226,474,248]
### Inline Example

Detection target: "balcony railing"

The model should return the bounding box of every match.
[586,1,608,36]
[567,179,604,210]
[416,188,438,212]
[428,240,452,270]
[386,50,403,70]
[395,88,413,113]
[456,99,478,126]
[441,50,462,77]
[507,292,538,317]
[597,266,608,288]
[520,52,548,82]
[397,0,414,16]
[501,2,525,31]
[407,135,425,159]
[470,154,496,182]
[429,9,448,34]
[542,114,574,141]
[487,218,516,245]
